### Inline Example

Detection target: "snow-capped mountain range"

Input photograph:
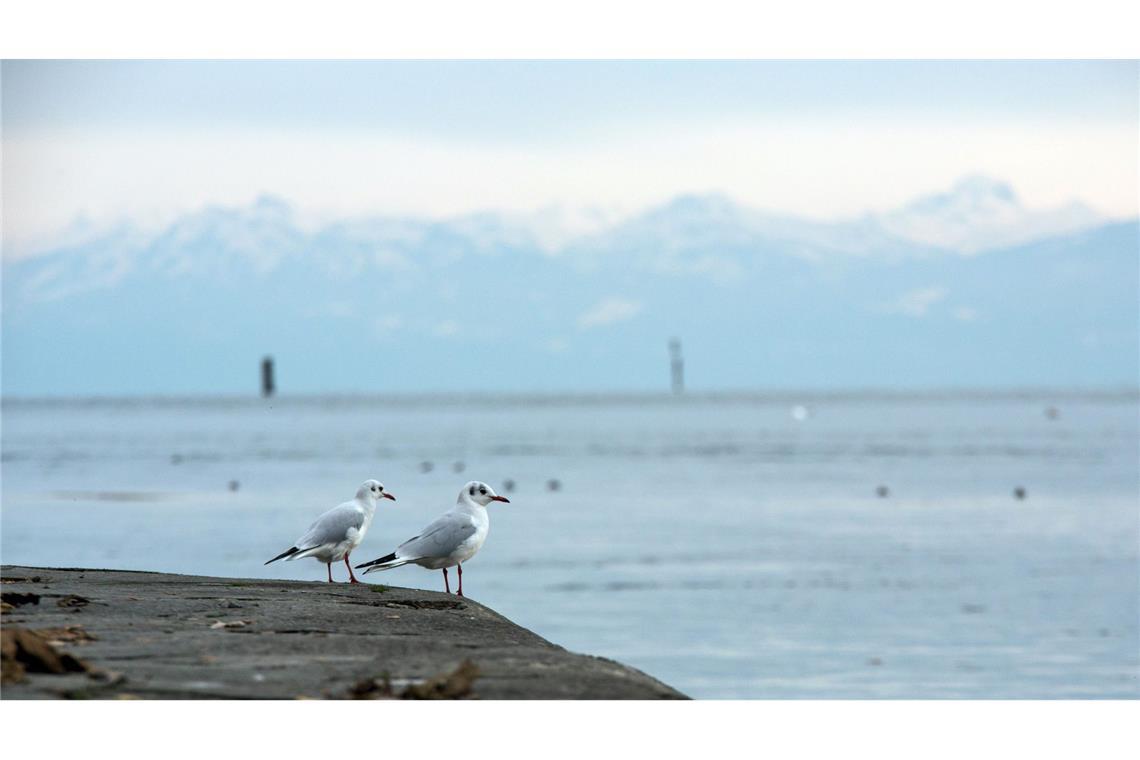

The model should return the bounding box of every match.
[3,175,1108,303]
[2,176,1136,394]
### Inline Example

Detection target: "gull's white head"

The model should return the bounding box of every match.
[461,481,510,507]
[358,479,396,503]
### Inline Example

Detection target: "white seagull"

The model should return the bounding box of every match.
[265,479,396,583]
[355,480,509,596]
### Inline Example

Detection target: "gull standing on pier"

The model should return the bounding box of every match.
[265,480,396,583]
[355,481,509,596]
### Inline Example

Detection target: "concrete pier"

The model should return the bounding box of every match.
[1,565,685,700]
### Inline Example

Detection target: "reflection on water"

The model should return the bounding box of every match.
[2,390,1138,698]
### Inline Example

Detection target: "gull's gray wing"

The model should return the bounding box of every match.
[296,502,365,549]
[396,511,476,560]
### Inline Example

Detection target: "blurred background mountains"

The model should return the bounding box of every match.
[3,175,1137,395]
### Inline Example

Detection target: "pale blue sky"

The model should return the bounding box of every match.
[3,60,1137,257]
[5,60,1136,134]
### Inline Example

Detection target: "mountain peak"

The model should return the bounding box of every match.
[879,175,1099,254]
[902,175,1020,218]
[950,175,1018,204]
[657,192,738,216]
[250,194,295,219]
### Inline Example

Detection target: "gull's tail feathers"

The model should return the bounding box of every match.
[287,544,327,561]
[265,546,300,565]
[355,551,408,574]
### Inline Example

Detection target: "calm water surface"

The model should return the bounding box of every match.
[2,392,1137,698]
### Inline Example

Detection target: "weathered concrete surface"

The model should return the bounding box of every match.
[0,565,685,700]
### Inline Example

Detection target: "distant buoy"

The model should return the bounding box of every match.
[419,461,434,473]
[502,479,516,493]
[1013,486,1027,500]
[1044,407,1060,420]
[228,480,240,492]
[452,461,466,473]
[171,454,183,465]
[875,485,889,498]
[546,479,562,492]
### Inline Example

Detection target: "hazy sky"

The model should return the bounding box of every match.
[3,60,1137,257]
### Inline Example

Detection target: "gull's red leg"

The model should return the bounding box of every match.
[326,563,333,583]
[457,563,464,597]
[442,567,451,594]
[345,555,360,584]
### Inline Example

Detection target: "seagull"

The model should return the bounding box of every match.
[355,480,509,596]
[265,480,396,583]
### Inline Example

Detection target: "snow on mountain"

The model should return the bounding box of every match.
[144,195,307,277]
[4,175,1108,306]
[466,204,625,255]
[876,175,1102,254]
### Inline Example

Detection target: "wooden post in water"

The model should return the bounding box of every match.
[668,338,684,395]
[261,356,275,398]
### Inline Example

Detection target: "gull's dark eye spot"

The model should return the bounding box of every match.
[469,486,476,496]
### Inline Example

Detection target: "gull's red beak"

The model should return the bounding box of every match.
[383,492,397,501]
[490,495,510,503]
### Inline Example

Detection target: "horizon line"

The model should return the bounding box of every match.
[4,386,1139,407]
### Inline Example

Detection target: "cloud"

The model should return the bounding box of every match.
[880,287,948,317]
[577,298,643,329]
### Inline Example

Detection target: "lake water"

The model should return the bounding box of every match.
[2,391,1137,698]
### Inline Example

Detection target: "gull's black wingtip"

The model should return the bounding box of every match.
[265,546,300,565]
[355,551,397,569]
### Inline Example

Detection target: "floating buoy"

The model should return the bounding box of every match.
[419,461,434,473]
[228,480,240,492]
[875,485,889,498]
[546,479,562,492]
[452,461,466,473]
[1013,486,1027,500]
[502,479,516,493]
